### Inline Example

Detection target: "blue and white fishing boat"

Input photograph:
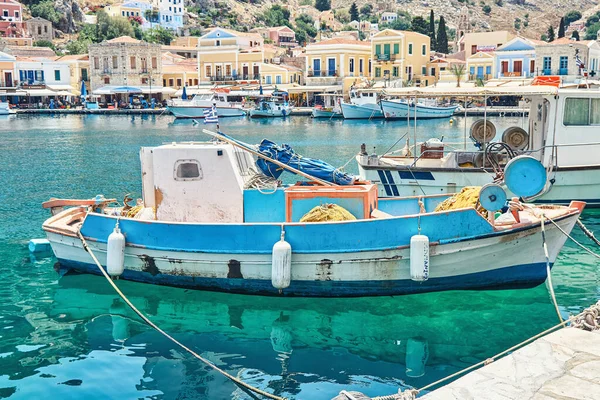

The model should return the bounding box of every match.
[42,131,583,297]
[311,93,343,119]
[341,89,383,119]
[167,92,246,118]
[249,91,293,118]
[380,98,458,119]
[358,86,600,206]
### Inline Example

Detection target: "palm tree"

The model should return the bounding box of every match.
[449,64,466,87]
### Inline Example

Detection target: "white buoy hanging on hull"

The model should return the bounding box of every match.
[410,234,429,281]
[271,229,292,291]
[107,221,126,277]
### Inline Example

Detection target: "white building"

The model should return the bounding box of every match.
[15,57,71,89]
[152,0,184,31]
[380,12,397,24]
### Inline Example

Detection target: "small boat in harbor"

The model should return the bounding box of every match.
[358,86,600,207]
[0,101,16,115]
[380,98,459,119]
[42,130,583,297]
[311,94,343,119]
[167,91,245,118]
[248,94,293,118]
[341,89,383,119]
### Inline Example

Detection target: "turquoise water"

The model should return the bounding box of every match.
[0,114,598,399]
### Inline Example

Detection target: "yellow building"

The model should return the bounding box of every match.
[305,38,371,82]
[104,4,143,18]
[460,31,515,57]
[371,29,432,85]
[260,63,302,85]
[54,54,90,94]
[0,50,16,87]
[197,28,282,84]
[162,52,198,89]
[466,51,494,81]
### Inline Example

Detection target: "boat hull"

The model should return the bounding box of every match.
[358,163,600,207]
[45,210,577,297]
[249,109,291,118]
[312,109,343,118]
[341,103,383,119]
[380,100,458,119]
[167,105,245,118]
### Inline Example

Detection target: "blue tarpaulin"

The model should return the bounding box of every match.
[256,139,355,185]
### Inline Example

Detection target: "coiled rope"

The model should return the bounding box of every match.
[76,230,285,400]
[576,219,600,247]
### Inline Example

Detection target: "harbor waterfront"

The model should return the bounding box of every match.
[1,115,599,398]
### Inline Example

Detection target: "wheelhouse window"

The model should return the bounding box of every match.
[174,160,202,180]
[563,98,600,126]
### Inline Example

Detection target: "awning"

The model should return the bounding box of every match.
[383,86,559,97]
[140,86,177,95]
[24,89,60,96]
[174,87,214,97]
[287,85,342,94]
[0,89,28,96]
[93,85,177,95]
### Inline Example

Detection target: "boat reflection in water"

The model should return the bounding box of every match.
[46,273,562,399]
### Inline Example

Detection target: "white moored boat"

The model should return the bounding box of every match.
[249,98,293,118]
[311,93,343,119]
[380,98,459,119]
[358,86,600,206]
[341,89,383,119]
[167,92,245,118]
[0,101,15,115]
[41,130,583,297]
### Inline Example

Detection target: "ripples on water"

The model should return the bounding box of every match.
[0,115,598,399]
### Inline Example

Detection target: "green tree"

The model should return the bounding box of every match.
[482,4,491,15]
[558,17,565,38]
[336,9,350,24]
[261,5,291,27]
[547,25,555,42]
[295,14,317,45]
[564,10,582,26]
[449,63,466,87]
[30,0,60,25]
[428,10,436,50]
[349,2,359,22]
[584,22,600,39]
[315,0,331,12]
[65,39,91,54]
[572,30,580,40]
[359,4,372,19]
[436,15,449,54]
[410,16,428,35]
[142,26,175,45]
[33,39,55,50]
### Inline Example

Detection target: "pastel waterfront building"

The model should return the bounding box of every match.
[466,51,494,80]
[461,31,515,58]
[494,37,539,79]
[162,51,198,89]
[304,38,371,88]
[0,50,15,87]
[54,54,90,95]
[15,56,71,89]
[371,29,431,84]
[260,62,303,85]
[535,38,600,80]
[197,28,279,84]
[88,36,165,97]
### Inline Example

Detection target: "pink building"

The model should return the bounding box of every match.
[268,26,297,48]
[0,0,25,38]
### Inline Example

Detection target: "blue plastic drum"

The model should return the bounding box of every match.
[479,183,507,211]
[504,156,547,198]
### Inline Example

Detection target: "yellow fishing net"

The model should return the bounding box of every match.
[300,204,357,223]
[434,186,487,217]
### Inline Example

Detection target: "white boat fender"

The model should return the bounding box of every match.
[28,238,51,253]
[107,220,126,277]
[410,234,430,281]
[271,229,292,292]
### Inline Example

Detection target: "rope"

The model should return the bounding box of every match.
[540,216,565,325]
[76,230,285,400]
[576,219,600,247]
[544,216,600,259]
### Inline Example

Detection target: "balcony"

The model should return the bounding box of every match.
[307,70,338,77]
[208,74,260,83]
[375,53,396,62]
[500,71,522,77]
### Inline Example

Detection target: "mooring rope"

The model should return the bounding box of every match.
[544,216,600,259]
[76,230,285,400]
[540,216,565,325]
[576,219,600,247]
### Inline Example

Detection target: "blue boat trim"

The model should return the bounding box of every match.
[57,258,553,297]
[384,170,400,196]
[377,170,392,196]
[398,171,435,181]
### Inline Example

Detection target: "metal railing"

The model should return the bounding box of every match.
[469,74,493,80]
[307,70,339,77]
[375,53,396,61]
[209,74,261,82]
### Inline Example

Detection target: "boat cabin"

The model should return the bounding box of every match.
[139,142,384,224]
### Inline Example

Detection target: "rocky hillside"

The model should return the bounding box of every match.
[212,0,600,41]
